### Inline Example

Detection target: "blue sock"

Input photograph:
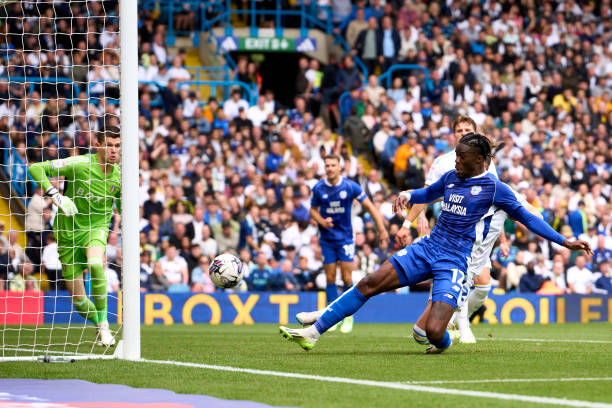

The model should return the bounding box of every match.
[315,286,367,334]
[325,283,338,304]
[430,331,452,350]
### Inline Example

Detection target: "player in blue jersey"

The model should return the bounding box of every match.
[300,154,389,333]
[280,133,591,352]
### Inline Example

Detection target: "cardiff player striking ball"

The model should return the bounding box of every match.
[209,253,244,289]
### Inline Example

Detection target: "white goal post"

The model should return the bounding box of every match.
[0,0,140,361]
[119,0,141,361]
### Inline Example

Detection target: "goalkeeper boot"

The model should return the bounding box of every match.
[96,322,116,347]
[279,326,318,351]
[296,310,323,326]
[339,315,354,333]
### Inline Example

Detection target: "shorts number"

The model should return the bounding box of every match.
[451,268,465,284]
[343,244,355,257]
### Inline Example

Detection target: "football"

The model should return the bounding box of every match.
[209,253,244,289]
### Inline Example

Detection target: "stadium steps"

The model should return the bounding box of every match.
[170,35,229,101]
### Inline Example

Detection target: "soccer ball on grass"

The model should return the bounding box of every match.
[209,253,244,289]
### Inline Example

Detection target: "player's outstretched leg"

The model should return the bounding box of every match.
[296,309,323,326]
[323,263,341,331]
[280,260,401,351]
[280,285,366,351]
[425,301,455,354]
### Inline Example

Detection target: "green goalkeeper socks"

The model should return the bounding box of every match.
[72,296,100,325]
[88,257,108,324]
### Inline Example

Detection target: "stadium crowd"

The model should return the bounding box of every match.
[0,0,610,297]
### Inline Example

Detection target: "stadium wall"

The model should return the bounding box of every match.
[1,292,611,325]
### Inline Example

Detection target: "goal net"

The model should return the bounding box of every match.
[0,0,137,361]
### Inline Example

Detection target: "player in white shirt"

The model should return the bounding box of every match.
[396,116,541,344]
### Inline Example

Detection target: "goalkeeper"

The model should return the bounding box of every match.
[29,126,121,347]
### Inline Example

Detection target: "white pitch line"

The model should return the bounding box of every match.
[406,377,612,385]
[141,359,612,408]
[476,337,612,344]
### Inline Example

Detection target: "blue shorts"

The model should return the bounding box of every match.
[321,240,355,264]
[389,237,469,309]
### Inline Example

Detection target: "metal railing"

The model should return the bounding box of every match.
[0,76,82,102]
[378,64,433,90]
[138,79,258,106]
[139,0,369,80]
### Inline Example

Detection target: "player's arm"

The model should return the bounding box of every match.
[309,187,333,228]
[309,207,333,228]
[29,158,79,216]
[493,182,592,254]
[360,196,389,244]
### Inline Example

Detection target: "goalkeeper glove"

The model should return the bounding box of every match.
[45,186,78,216]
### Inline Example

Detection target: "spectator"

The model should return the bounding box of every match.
[566,255,594,295]
[41,235,62,291]
[593,261,611,295]
[336,56,362,97]
[246,252,271,291]
[354,17,379,74]
[159,245,189,290]
[214,220,239,255]
[148,261,170,292]
[342,106,369,158]
[592,235,612,269]
[25,186,49,268]
[9,262,39,292]
[377,16,400,73]
[519,261,546,293]
[191,255,216,293]
[223,89,249,121]
[269,259,299,292]
[568,201,588,238]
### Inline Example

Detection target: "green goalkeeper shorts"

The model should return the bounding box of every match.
[55,228,108,280]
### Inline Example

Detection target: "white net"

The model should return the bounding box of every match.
[0,0,122,360]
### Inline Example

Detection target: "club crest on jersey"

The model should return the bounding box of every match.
[322,194,328,199]
[51,160,67,170]
[339,191,347,199]
[471,186,482,196]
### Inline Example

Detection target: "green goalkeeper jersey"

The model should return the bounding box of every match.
[29,154,121,232]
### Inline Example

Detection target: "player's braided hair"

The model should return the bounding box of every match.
[458,132,492,159]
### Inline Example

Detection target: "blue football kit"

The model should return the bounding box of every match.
[311,169,566,351]
[390,169,566,309]
[311,177,367,264]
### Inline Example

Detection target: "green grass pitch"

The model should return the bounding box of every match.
[1,323,612,407]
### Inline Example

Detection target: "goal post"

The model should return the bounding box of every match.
[0,0,140,361]
[119,0,141,361]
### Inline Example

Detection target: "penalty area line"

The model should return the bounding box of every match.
[476,337,612,344]
[140,359,612,408]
